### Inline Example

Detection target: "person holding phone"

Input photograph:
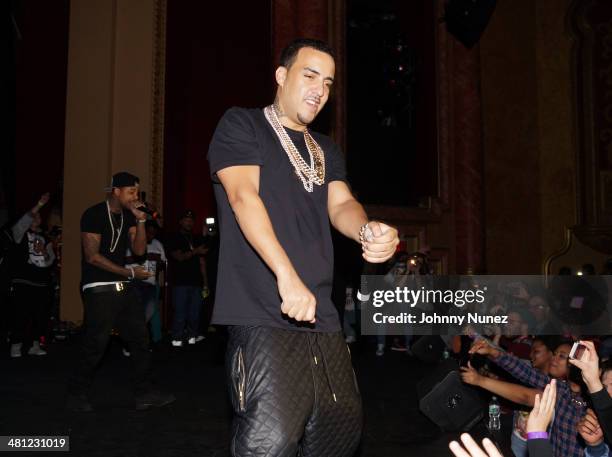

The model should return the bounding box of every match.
[125,221,166,348]
[569,341,612,448]
[469,337,586,457]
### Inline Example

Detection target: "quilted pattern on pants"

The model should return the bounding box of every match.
[226,326,363,457]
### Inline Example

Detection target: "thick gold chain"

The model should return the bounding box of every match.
[264,105,325,192]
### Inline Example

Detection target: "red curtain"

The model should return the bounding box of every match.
[163,0,273,234]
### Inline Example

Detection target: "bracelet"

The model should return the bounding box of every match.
[137,219,147,224]
[527,432,549,440]
[127,266,135,280]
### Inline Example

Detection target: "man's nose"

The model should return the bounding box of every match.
[313,82,324,97]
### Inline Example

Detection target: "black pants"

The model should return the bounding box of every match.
[226,326,363,457]
[10,283,52,345]
[68,286,151,395]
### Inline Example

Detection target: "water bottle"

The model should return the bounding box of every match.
[488,396,501,431]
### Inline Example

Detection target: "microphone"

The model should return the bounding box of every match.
[137,205,160,220]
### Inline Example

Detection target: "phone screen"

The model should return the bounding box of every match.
[569,342,586,360]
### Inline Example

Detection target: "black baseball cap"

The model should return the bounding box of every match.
[179,209,196,220]
[105,172,140,191]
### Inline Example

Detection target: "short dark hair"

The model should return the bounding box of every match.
[601,359,612,378]
[279,38,334,69]
[532,336,555,353]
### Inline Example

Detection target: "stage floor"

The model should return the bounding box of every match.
[1,332,511,456]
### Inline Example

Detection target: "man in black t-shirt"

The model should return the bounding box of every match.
[208,39,399,456]
[66,172,175,412]
[167,210,208,346]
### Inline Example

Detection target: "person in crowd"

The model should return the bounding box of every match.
[376,253,411,354]
[199,217,219,335]
[569,341,612,446]
[469,337,586,457]
[460,337,559,457]
[578,408,610,457]
[527,295,560,335]
[525,380,557,457]
[493,306,535,360]
[0,221,13,342]
[449,379,558,457]
[66,172,175,412]
[342,286,357,344]
[167,210,208,347]
[8,192,55,358]
[126,220,166,350]
[602,359,612,395]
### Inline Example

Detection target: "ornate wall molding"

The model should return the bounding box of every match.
[566,0,612,254]
[568,0,612,226]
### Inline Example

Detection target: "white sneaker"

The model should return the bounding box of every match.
[28,341,47,356]
[10,343,22,358]
[171,340,183,347]
[122,348,131,357]
[376,343,385,357]
[187,337,196,345]
[195,335,205,343]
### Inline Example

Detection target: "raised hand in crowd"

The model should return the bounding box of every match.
[526,379,556,433]
[32,192,50,214]
[469,338,502,359]
[568,340,604,393]
[578,408,604,447]
[460,361,483,386]
[448,433,503,457]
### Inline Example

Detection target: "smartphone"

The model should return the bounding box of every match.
[569,342,587,360]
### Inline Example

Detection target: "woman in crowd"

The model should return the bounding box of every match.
[468,337,586,457]
[571,342,612,457]
[460,337,560,457]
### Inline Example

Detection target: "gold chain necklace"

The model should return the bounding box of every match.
[264,104,325,192]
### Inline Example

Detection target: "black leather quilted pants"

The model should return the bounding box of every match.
[226,326,363,457]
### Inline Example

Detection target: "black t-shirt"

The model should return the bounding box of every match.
[207,107,348,332]
[80,202,136,285]
[167,232,205,287]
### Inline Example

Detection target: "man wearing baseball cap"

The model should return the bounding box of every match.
[66,171,175,412]
[167,209,209,346]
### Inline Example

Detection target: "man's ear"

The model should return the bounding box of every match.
[275,66,287,87]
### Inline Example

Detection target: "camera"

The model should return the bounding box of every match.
[204,217,217,236]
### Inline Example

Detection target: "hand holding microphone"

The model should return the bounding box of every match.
[132,202,160,220]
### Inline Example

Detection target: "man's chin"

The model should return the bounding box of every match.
[297,111,317,126]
